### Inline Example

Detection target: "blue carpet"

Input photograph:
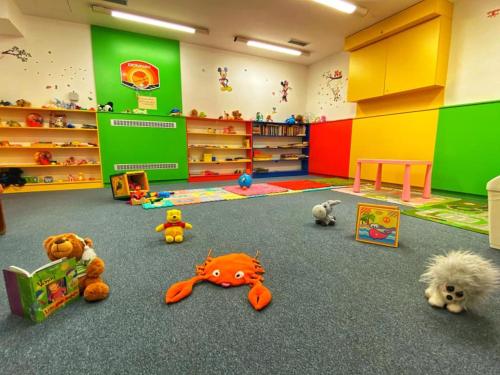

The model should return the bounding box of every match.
[0,177,499,374]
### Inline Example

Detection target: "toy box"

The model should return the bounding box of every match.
[3,258,79,322]
[110,170,149,200]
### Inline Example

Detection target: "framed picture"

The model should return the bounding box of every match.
[355,203,400,248]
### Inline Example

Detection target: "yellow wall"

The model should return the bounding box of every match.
[349,109,439,187]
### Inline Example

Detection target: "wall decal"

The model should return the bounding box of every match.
[487,8,500,17]
[317,68,346,109]
[280,80,292,102]
[217,67,232,92]
[1,46,32,62]
[120,60,160,90]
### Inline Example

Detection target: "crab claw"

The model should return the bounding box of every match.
[248,283,272,311]
[165,280,194,304]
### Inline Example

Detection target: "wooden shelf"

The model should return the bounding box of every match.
[0,106,96,113]
[189,159,251,164]
[3,180,103,194]
[0,164,101,168]
[253,134,306,137]
[24,180,102,186]
[253,146,308,149]
[188,146,250,150]
[254,158,307,162]
[0,126,97,132]
[187,131,251,137]
[0,146,99,150]
[184,116,248,124]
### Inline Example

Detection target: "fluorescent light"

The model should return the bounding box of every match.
[313,0,357,14]
[246,40,302,56]
[111,10,196,34]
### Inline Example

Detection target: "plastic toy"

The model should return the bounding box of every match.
[190,109,198,117]
[0,168,26,187]
[285,115,296,124]
[97,102,113,112]
[77,173,85,181]
[255,112,264,122]
[6,120,21,127]
[155,209,192,243]
[238,173,252,190]
[43,234,109,301]
[16,99,31,107]
[420,250,500,313]
[26,113,43,127]
[199,111,207,118]
[34,151,52,165]
[165,250,272,311]
[49,114,66,128]
[0,100,12,106]
[265,114,273,122]
[295,114,304,124]
[129,187,148,205]
[64,157,76,166]
[43,176,54,183]
[110,170,149,200]
[232,110,243,120]
[312,200,341,226]
[169,108,182,116]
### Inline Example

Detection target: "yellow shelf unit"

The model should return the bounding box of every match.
[0,106,103,193]
[188,159,251,164]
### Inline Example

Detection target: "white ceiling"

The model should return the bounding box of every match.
[13,0,421,65]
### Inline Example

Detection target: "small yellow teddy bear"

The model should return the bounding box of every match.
[155,209,192,243]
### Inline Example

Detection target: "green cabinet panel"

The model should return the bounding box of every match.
[98,113,188,182]
[433,101,500,196]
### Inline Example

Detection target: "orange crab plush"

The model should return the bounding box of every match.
[165,250,272,311]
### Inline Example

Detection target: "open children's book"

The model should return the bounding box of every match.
[3,258,80,322]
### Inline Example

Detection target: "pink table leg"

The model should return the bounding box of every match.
[423,164,433,199]
[353,161,362,193]
[374,163,383,190]
[402,164,412,202]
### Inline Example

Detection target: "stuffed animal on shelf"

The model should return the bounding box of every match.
[155,209,192,243]
[190,109,198,117]
[43,234,109,302]
[232,110,243,120]
[0,168,26,187]
[312,200,341,226]
[16,99,31,107]
[285,115,296,124]
[165,250,272,311]
[34,151,52,165]
[198,111,207,118]
[420,250,500,313]
[97,102,113,112]
[169,108,182,116]
[255,112,264,122]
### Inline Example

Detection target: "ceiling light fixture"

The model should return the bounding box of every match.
[234,36,308,57]
[91,5,209,34]
[313,0,367,16]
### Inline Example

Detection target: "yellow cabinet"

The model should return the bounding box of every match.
[384,17,447,94]
[347,39,387,102]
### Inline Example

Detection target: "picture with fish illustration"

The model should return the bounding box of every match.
[355,203,400,248]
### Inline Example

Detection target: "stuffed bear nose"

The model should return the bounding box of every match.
[54,239,65,245]
[446,295,453,301]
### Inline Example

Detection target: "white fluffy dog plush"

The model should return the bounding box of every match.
[420,250,500,313]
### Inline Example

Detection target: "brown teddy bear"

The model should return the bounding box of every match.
[43,233,109,302]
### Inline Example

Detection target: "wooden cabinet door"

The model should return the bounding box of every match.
[347,39,387,102]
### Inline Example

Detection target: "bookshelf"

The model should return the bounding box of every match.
[251,122,309,178]
[0,106,103,193]
[185,117,253,182]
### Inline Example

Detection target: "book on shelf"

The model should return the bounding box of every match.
[252,124,307,136]
[3,258,80,322]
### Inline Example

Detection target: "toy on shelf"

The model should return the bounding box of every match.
[165,250,272,311]
[16,99,31,107]
[0,100,12,106]
[68,174,76,182]
[265,114,273,122]
[420,250,500,313]
[43,234,110,302]
[295,114,304,124]
[255,112,264,122]
[232,110,243,120]
[0,168,26,186]
[43,176,54,183]
[285,115,296,124]
[199,111,207,118]
[64,157,76,166]
[110,170,149,200]
[312,200,341,226]
[133,108,147,114]
[190,109,199,117]
[223,125,236,134]
[6,120,21,127]
[238,173,252,190]
[34,151,52,165]
[169,108,182,116]
[26,113,44,127]
[97,102,113,112]
[155,209,193,243]
[77,173,85,181]
[49,114,66,128]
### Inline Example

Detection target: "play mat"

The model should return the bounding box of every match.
[402,199,489,234]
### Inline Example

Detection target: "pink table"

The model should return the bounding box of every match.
[353,159,433,202]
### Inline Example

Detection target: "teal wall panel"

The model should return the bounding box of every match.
[433,101,500,196]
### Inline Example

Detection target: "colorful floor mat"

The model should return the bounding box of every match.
[334,185,460,207]
[223,183,289,196]
[268,180,331,191]
[402,199,489,234]
[311,177,355,187]
[143,187,246,209]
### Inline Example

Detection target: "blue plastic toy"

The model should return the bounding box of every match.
[238,173,252,190]
[285,115,296,124]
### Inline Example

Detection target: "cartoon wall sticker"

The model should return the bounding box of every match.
[318,68,346,110]
[487,8,500,17]
[217,67,232,92]
[280,80,291,102]
[1,46,32,62]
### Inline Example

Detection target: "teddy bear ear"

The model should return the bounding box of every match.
[84,238,93,247]
[43,236,56,251]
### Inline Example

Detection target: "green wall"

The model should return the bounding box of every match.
[433,101,500,196]
[91,26,187,182]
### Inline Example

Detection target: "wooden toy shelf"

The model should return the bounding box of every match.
[0,106,103,193]
[251,122,309,178]
[186,117,253,182]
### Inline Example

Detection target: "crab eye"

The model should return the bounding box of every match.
[212,269,220,277]
[235,271,244,279]
[446,285,455,292]
[455,291,464,298]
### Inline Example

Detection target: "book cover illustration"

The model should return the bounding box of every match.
[3,258,79,322]
[355,203,401,248]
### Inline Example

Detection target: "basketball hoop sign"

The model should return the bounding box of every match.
[120,60,160,91]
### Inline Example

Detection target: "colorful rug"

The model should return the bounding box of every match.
[268,180,331,191]
[334,185,460,207]
[143,187,246,209]
[223,183,289,196]
[402,199,489,234]
[312,177,355,187]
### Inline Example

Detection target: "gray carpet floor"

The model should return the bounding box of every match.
[0,176,499,375]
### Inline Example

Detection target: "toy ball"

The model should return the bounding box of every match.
[238,173,252,190]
